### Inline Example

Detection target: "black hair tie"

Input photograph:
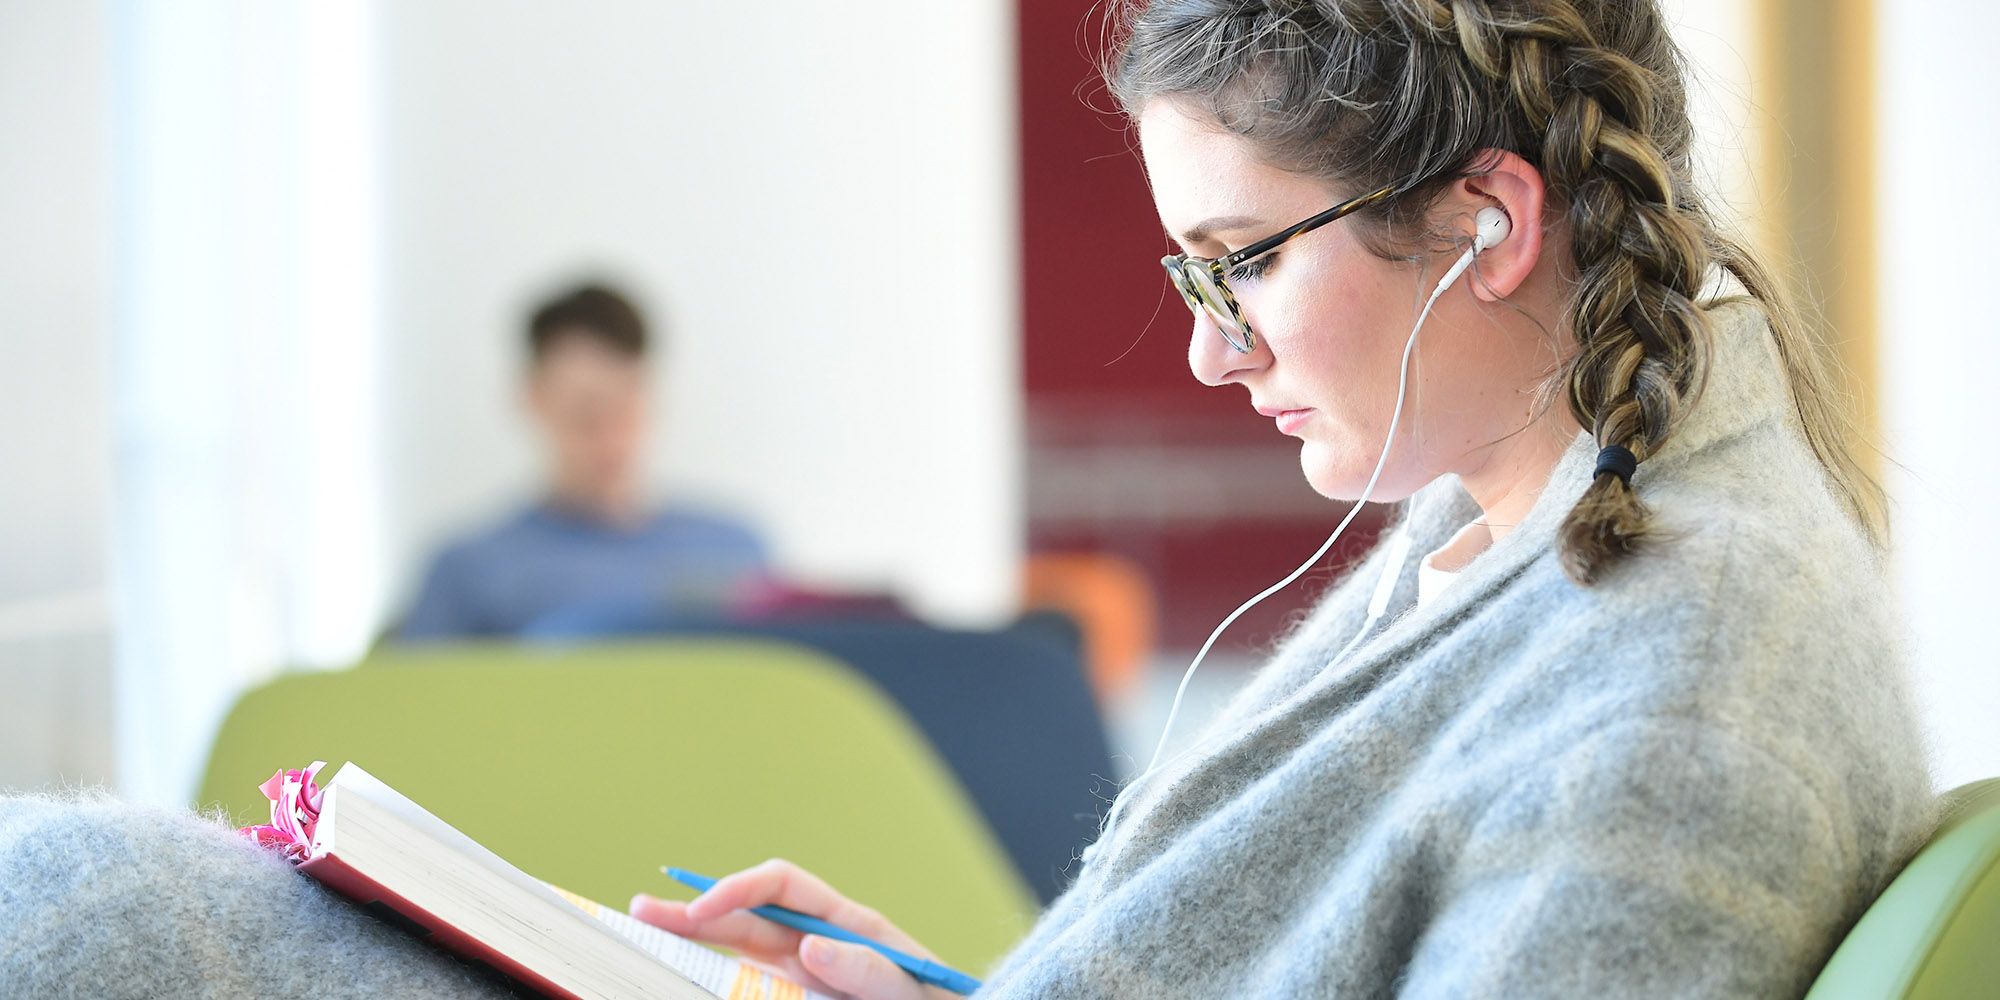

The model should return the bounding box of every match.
[1595,444,1639,485]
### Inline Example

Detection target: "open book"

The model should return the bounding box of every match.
[290,763,832,1000]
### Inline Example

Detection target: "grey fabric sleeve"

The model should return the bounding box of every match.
[0,792,515,999]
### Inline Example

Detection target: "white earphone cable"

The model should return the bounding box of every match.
[1093,240,1483,850]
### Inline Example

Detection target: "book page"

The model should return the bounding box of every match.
[549,888,836,1000]
[320,765,577,913]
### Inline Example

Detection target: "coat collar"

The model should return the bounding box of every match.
[1383,296,1792,622]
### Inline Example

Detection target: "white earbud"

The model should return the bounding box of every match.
[1473,205,1511,253]
[1433,206,1512,297]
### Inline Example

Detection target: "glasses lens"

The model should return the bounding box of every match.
[1163,257,1203,313]
[1179,262,1254,353]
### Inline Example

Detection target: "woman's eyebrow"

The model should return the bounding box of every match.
[1179,214,1265,244]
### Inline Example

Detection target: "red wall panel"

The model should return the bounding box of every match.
[1016,0,1386,653]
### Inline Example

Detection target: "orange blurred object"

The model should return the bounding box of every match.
[1022,551,1158,705]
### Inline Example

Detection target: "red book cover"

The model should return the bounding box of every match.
[300,851,582,999]
[242,762,822,1000]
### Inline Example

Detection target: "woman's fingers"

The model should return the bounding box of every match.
[630,895,943,1000]
[629,895,803,957]
[682,859,935,959]
[798,935,949,1000]
[632,882,960,1000]
[685,859,852,922]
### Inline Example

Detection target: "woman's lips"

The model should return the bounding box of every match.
[1254,403,1315,435]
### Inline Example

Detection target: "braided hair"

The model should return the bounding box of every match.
[1104,0,1885,585]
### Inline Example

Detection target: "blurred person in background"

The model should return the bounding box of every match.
[398,283,769,639]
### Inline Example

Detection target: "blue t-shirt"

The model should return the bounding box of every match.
[397,502,769,640]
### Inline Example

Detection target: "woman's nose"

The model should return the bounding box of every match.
[1187,312,1267,387]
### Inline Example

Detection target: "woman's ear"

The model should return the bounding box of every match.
[1456,149,1547,302]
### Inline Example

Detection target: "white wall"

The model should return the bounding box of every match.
[374,2,1023,625]
[0,3,112,608]
[1667,0,1759,229]
[1878,0,2000,790]
[108,0,388,805]
[0,1,117,791]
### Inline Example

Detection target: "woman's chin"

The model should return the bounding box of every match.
[1298,439,1421,503]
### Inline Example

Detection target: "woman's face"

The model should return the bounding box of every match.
[1137,98,1562,503]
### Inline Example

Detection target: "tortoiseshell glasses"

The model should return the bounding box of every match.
[1161,183,1400,354]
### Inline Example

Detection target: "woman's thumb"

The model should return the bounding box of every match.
[799,935,933,1000]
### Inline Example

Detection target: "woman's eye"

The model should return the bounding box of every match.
[1228,252,1277,283]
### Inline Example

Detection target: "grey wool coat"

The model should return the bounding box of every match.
[974,297,1937,998]
[0,300,1938,999]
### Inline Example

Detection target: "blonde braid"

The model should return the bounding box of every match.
[1403,0,1716,583]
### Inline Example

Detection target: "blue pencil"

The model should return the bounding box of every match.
[660,866,983,995]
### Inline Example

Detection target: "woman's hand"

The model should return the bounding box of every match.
[630,858,962,1000]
